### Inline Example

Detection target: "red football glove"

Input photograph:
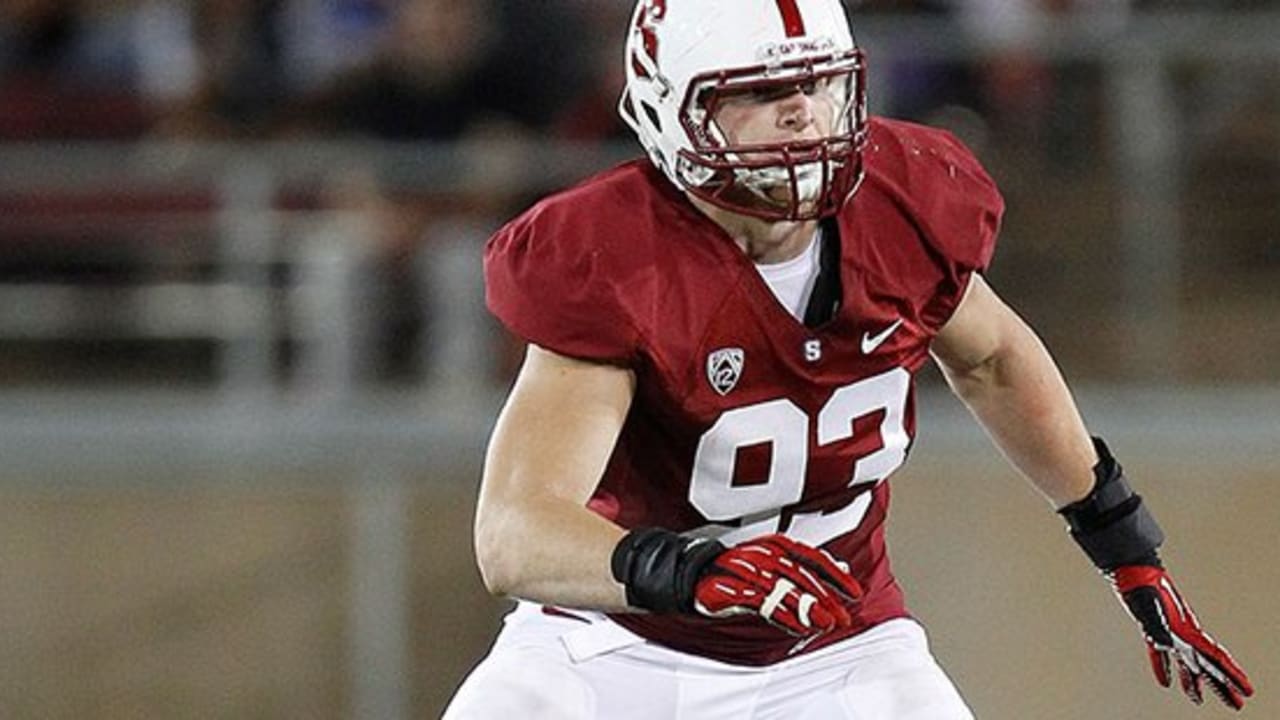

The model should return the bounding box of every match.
[691,534,863,637]
[1111,565,1254,710]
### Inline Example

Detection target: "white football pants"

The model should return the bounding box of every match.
[443,603,975,720]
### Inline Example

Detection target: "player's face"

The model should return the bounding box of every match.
[704,75,850,215]
[711,77,841,147]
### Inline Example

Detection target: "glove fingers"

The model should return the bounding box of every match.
[769,552,835,600]
[725,543,833,602]
[788,563,853,628]
[769,590,838,636]
[1147,645,1173,688]
[762,535,864,602]
[1191,638,1254,698]
[1169,609,1254,701]
[694,572,837,637]
[697,539,857,637]
[714,549,832,609]
[693,575,763,617]
[812,547,865,602]
[799,593,838,632]
[759,577,829,634]
[1116,565,1251,710]
[739,538,857,626]
[1203,673,1246,711]
[1172,637,1250,710]
[753,580,835,636]
[1176,659,1204,706]
[758,599,806,636]
[1200,653,1255,703]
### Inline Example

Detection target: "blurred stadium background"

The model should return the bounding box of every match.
[0,0,1276,718]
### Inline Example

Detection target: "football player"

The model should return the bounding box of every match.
[444,1,1252,717]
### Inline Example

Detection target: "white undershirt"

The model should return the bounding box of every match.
[754,230,822,321]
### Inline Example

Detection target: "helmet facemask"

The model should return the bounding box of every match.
[677,51,868,222]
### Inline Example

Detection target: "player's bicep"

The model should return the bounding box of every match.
[480,344,636,513]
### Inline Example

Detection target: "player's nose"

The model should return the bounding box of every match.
[776,92,815,134]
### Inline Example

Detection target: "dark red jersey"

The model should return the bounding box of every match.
[484,117,1003,665]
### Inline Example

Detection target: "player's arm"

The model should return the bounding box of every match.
[474,343,635,610]
[475,344,862,632]
[930,274,1253,710]
[929,273,1096,507]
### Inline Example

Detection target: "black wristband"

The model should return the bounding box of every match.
[1058,437,1165,571]
[610,528,724,613]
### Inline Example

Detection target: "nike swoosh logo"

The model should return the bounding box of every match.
[861,319,904,354]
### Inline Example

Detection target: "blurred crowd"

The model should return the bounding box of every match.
[7,0,1272,158]
[0,0,627,143]
[6,0,1272,152]
[3,0,1233,144]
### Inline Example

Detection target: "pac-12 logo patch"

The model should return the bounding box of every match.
[706,347,745,396]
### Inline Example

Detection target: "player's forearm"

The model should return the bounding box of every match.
[938,322,1096,508]
[475,491,630,610]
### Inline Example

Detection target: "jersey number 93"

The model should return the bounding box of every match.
[690,367,911,546]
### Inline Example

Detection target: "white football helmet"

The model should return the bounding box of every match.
[619,0,868,221]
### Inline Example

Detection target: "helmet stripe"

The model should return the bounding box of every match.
[774,0,807,37]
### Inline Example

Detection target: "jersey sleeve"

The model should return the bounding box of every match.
[910,128,1005,330]
[484,204,641,365]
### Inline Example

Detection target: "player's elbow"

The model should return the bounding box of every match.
[477,561,515,599]
[473,499,527,594]
[474,511,519,597]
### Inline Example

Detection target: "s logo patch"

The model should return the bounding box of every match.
[706,348,745,396]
